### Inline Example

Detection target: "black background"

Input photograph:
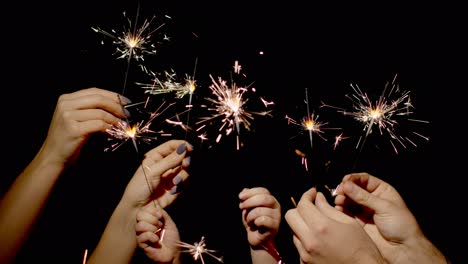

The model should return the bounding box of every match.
[2,1,465,263]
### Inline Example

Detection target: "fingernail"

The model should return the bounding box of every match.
[173,175,182,185]
[183,156,191,166]
[120,95,132,104]
[176,143,186,155]
[124,108,131,118]
[169,185,179,195]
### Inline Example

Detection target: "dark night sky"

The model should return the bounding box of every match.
[2,1,465,263]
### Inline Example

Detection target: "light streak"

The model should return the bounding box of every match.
[321,74,430,155]
[177,236,224,264]
[195,61,273,150]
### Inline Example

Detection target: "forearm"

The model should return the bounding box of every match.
[402,235,447,264]
[250,241,282,264]
[87,200,138,264]
[0,146,65,263]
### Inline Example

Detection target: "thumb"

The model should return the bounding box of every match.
[315,192,353,223]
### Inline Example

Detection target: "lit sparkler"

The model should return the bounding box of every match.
[104,101,181,152]
[177,236,224,264]
[286,88,340,170]
[138,69,197,99]
[91,9,170,75]
[195,61,273,150]
[320,74,430,155]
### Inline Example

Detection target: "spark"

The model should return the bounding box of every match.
[333,133,350,150]
[177,236,224,264]
[91,10,168,67]
[82,249,88,264]
[286,88,340,154]
[138,69,197,99]
[104,101,179,152]
[195,61,273,150]
[321,74,430,155]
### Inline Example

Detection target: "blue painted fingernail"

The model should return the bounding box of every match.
[173,175,182,185]
[183,156,191,166]
[169,185,179,195]
[124,108,131,118]
[176,143,186,155]
[120,95,132,104]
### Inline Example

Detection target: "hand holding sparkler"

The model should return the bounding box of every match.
[0,87,131,264]
[136,203,181,264]
[285,187,385,263]
[239,187,283,264]
[42,87,132,165]
[87,139,192,264]
[334,172,449,264]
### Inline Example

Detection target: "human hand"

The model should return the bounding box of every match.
[334,172,447,263]
[40,87,130,166]
[239,187,281,248]
[136,203,180,264]
[285,187,384,264]
[123,139,193,209]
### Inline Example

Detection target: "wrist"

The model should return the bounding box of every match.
[404,234,447,264]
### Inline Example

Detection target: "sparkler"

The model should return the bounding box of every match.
[195,61,273,150]
[286,88,340,170]
[104,101,184,152]
[320,74,430,157]
[136,57,199,138]
[177,236,224,264]
[91,7,170,78]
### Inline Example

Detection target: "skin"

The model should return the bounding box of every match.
[285,187,385,264]
[0,87,130,264]
[239,187,282,264]
[136,204,181,264]
[86,139,193,264]
[334,172,448,264]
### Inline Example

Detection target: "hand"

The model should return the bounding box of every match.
[285,187,384,264]
[136,203,180,264]
[334,172,447,263]
[239,187,281,248]
[122,140,193,209]
[41,87,130,166]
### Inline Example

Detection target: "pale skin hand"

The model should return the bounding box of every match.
[285,187,385,264]
[0,87,130,264]
[136,203,181,264]
[334,172,448,264]
[87,139,192,264]
[40,87,130,166]
[239,187,282,264]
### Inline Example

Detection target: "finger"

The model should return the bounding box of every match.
[285,209,310,243]
[70,109,122,125]
[239,193,278,210]
[60,92,130,119]
[245,207,276,226]
[144,140,193,163]
[342,181,387,213]
[238,187,270,201]
[135,220,161,234]
[137,231,159,247]
[314,192,353,223]
[60,87,129,104]
[144,148,189,182]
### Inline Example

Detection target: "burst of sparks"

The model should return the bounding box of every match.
[321,74,430,154]
[138,69,197,99]
[287,88,340,152]
[91,10,169,68]
[177,236,224,264]
[104,101,181,152]
[195,61,273,150]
